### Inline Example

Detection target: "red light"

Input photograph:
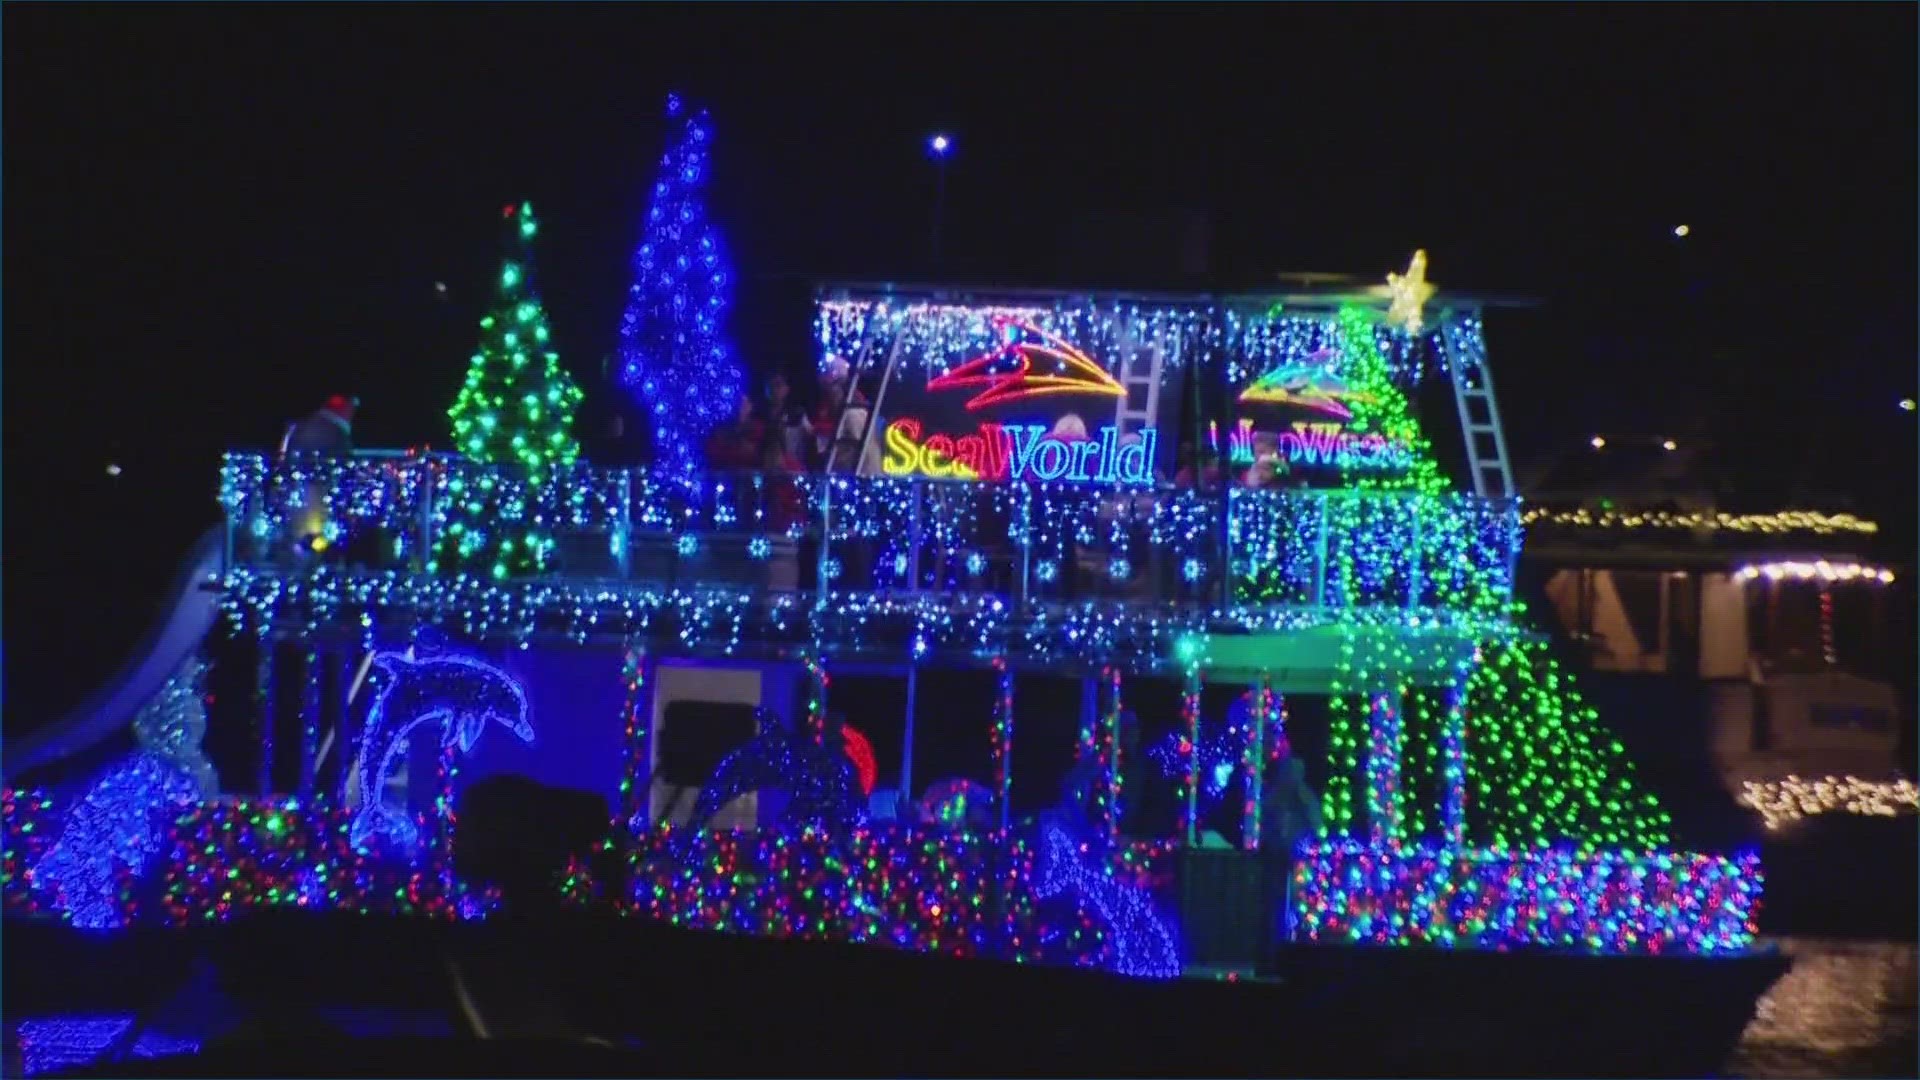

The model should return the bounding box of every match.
[841,724,878,796]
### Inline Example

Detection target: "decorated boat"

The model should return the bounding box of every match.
[3,101,1785,1077]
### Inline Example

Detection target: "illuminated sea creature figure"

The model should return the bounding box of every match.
[348,651,533,853]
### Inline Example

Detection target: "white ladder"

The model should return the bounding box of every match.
[1112,331,1163,439]
[1441,316,1516,498]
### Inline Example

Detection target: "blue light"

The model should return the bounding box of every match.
[928,133,952,157]
[748,536,772,560]
[676,533,700,557]
[1033,827,1179,979]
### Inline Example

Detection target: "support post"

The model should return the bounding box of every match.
[1441,673,1469,848]
[256,640,276,797]
[617,636,653,832]
[1242,673,1269,851]
[1406,496,1424,610]
[1017,486,1033,608]
[817,480,834,605]
[1095,667,1124,843]
[616,469,633,580]
[901,663,919,805]
[907,482,924,594]
[1180,661,1203,845]
[1366,689,1404,846]
[417,459,436,572]
[297,648,321,796]
[1312,493,1331,607]
[434,732,459,887]
[804,653,830,744]
[991,658,1014,830]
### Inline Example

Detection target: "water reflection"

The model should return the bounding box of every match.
[1730,936,1918,1079]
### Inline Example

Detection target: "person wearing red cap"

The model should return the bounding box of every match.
[281,394,358,457]
[279,395,359,559]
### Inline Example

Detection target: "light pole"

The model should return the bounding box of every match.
[928,133,952,269]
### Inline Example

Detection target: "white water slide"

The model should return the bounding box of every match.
[4,527,225,779]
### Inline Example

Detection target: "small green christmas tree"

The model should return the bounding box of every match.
[434,202,584,578]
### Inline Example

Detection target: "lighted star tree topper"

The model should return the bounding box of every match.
[618,94,742,488]
[437,202,584,578]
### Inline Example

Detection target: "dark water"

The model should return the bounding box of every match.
[1730,936,1917,1079]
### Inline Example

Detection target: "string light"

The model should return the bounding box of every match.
[626,824,1176,977]
[1522,507,1879,535]
[1738,776,1919,830]
[1290,841,1760,954]
[620,94,742,490]
[155,798,500,925]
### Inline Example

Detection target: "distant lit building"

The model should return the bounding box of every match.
[1520,435,1906,796]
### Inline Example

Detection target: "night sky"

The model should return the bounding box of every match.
[5,4,1914,723]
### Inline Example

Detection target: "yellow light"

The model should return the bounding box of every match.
[1661,439,1676,451]
[1673,224,1690,237]
[1589,435,1606,450]
[1521,507,1879,536]
[1901,398,1916,412]
[1383,250,1436,334]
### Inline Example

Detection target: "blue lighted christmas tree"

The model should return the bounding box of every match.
[617,94,742,488]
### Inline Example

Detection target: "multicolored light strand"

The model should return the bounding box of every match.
[1290,841,1761,955]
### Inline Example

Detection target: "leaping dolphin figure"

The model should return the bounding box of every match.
[348,651,533,854]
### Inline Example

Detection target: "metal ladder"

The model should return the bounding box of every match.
[1112,332,1163,440]
[1441,314,1516,498]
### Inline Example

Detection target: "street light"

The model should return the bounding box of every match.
[928,133,953,268]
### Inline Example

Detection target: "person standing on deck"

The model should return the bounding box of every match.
[279,394,357,557]
[1257,751,1322,973]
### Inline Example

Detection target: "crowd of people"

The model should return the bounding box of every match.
[289,352,1315,496]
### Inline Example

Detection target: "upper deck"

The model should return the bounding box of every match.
[218,454,1521,677]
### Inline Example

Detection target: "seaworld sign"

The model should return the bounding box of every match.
[882,419,1158,485]
[1225,418,1413,472]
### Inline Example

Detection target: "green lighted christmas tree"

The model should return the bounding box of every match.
[1316,299,1672,852]
[434,202,584,579]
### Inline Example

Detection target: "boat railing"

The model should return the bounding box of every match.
[219,452,1522,617]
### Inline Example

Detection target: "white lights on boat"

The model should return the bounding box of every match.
[1732,560,1895,586]
[1739,776,1919,831]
